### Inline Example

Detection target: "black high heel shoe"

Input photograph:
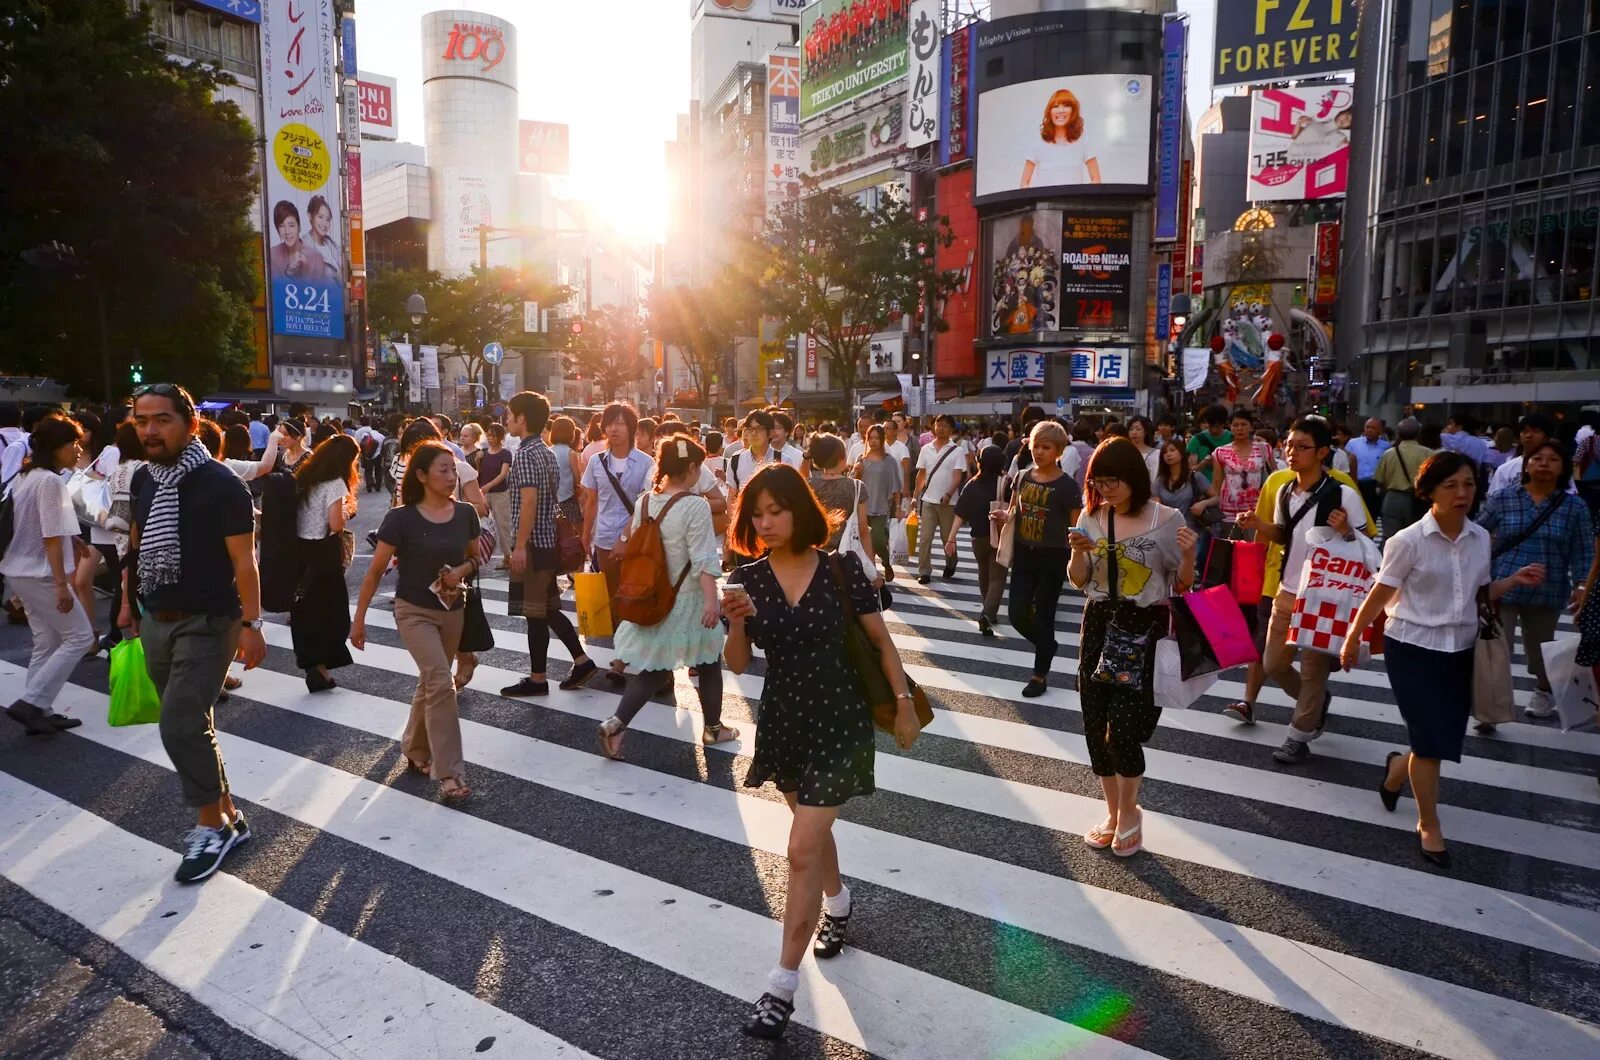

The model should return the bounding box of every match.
[1415,827,1451,870]
[305,669,337,693]
[1378,751,1404,812]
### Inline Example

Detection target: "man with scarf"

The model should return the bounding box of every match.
[120,384,265,884]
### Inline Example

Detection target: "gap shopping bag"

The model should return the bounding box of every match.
[1153,636,1220,709]
[107,638,162,726]
[1544,634,1600,732]
[1288,527,1384,660]
[573,570,614,638]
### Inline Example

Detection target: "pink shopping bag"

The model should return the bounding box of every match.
[1181,584,1261,671]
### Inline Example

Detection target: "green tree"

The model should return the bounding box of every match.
[422,266,569,398]
[0,0,260,398]
[752,187,960,410]
[566,303,650,402]
[645,272,749,419]
[366,267,447,347]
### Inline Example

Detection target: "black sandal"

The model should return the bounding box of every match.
[741,992,795,1040]
[813,910,850,959]
[1021,676,1048,698]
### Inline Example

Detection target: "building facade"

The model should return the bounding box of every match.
[1342,0,1600,422]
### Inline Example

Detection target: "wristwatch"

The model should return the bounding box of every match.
[242,617,265,631]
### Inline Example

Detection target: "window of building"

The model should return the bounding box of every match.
[1584,34,1600,147]
[1550,39,1583,153]
[1468,67,1493,171]
[1520,48,1551,161]
[1501,0,1527,59]
[1528,0,1556,49]
[1443,73,1468,177]
[1556,0,1587,40]
[1470,1,1499,66]
[1422,81,1446,182]
[1492,57,1523,166]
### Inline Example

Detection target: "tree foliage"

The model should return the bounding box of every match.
[645,270,751,415]
[422,266,569,387]
[751,188,961,406]
[567,303,650,401]
[0,0,260,397]
[365,267,448,347]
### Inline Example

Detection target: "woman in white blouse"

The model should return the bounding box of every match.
[1341,451,1543,869]
[291,434,360,692]
[0,414,96,735]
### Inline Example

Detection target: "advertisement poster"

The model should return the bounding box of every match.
[1068,348,1131,388]
[357,75,397,139]
[801,97,903,180]
[194,0,260,23]
[1247,85,1353,201]
[975,74,1152,199]
[519,121,570,175]
[989,210,1062,336]
[938,25,975,166]
[1314,221,1341,305]
[438,168,507,273]
[766,51,801,206]
[905,0,941,149]
[1155,18,1186,241]
[800,0,912,121]
[1059,212,1134,332]
[260,0,344,340]
[1213,0,1359,88]
[985,349,1048,389]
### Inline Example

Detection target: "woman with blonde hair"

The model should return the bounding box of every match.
[1021,88,1101,187]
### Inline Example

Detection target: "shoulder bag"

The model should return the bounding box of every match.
[1088,509,1159,693]
[823,552,932,734]
[917,443,961,505]
[1471,587,1515,725]
[836,479,876,575]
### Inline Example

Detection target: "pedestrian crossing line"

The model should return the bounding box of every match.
[0,772,600,1060]
[451,589,1600,776]
[42,669,1600,1060]
[225,652,1600,971]
[347,609,1600,857]
[28,686,1153,1060]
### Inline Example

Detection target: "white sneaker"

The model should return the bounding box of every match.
[1524,689,1556,718]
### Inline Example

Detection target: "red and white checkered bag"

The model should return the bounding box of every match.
[1289,527,1385,661]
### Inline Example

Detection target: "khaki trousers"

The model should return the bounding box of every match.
[1263,589,1336,742]
[486,491,514,564]
[393,599,466,781]
[916,501,957,577]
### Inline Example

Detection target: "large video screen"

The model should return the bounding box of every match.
[975,74,1152,200]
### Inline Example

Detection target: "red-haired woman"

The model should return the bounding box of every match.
[1021,89,1102,187]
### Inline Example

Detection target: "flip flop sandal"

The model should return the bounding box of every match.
[1083,821,1117,850]
[1112,818,1144,858]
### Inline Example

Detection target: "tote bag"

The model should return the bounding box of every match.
[574,570,614,638]
[1177,584,1260,673]
[1153,636,1220,709]
[836,481,877,575]
[1471,598,1515,726]
[1288,527,1384,660]
[1540,634,1597,732]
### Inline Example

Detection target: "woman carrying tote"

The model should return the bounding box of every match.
[721,464,917,1040]
[596,435,736,757]
[1341,451,1544,868]
[1208,408,1274,537]
[947,443,1008,636]
[1068,437,1197,858]
[292,434,359,693]
[351,441,481,800]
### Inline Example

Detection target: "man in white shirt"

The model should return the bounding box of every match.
[844,412,876,467]
[913,414,967,583]
[1240,417,1368,766]
[770,411,804,468]
[1488,413,1575,496]
[725,410,777,497]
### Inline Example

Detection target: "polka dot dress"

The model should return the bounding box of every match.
[728,550,878,807]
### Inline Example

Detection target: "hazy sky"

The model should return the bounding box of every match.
[357,1,1221,242]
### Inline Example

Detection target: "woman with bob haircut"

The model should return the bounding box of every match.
[721,463,918,1040]
[292,433,360,693]
[352,441,481,800]
[1341,451,1544,868]
[1021,88,1102,188]
[992,419,1079,698]
[1067,437,1197,857]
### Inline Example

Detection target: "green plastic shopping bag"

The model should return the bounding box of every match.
[108,638,162,726]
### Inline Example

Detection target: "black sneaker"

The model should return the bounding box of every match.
[47,713,83,731]
[1272,737,1310,765]
[1022,677,1048,698]
[557,660,597,690]
[1222,701,1255,725]
[230,813,252,846]
[916,575,931,585]
[741,992,795,1040]
[943,560,958,580]
[5,701,56,737]
[500,677,550,697]
[813,910,850,959]
[174,823,238,885]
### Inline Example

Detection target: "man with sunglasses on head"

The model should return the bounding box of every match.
[120,384,266,884]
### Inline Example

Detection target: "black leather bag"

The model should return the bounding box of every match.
[459,585,495,653]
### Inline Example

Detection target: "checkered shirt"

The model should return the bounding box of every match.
[509,437,558,550]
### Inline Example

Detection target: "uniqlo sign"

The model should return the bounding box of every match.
[357,76,397,140]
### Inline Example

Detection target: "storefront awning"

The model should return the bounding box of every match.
[860,389,901,406]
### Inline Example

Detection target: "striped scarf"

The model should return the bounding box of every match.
[136,438,211,590]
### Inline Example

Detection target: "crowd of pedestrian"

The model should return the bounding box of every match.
[1,387,1596,1037]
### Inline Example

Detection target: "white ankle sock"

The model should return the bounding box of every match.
[822,882,851,918]
[766,966,799,1002]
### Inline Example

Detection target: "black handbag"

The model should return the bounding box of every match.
[458,585,496,653]
[1088,510,1156,692]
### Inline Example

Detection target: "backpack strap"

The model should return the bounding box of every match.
[644,490,695,590]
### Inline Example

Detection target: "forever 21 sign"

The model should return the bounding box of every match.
[441,22,505,71]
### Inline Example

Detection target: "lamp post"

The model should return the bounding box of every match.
[405,292,427,412]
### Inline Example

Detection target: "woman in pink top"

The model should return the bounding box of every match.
[1208,409,1274,538]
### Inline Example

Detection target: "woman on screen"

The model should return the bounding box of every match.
[268,200,328,281]
[306,194,343,283]
[1021,89,1102,188]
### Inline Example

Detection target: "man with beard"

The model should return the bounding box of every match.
[120,384,265,884]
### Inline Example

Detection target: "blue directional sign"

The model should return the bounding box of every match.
[483,342,505,366]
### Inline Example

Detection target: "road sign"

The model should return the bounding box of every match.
[483,342,505,366]
[1055,396,1066,413]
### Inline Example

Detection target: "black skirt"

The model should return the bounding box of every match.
[291,534,353,671]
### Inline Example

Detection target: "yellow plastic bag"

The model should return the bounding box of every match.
[574,571,614,638]
[905,508,919,557]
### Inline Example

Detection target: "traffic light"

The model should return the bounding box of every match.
[569,320,585,339]
[129,362,144,385]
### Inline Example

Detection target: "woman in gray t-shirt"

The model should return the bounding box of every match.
[855,425,902,581]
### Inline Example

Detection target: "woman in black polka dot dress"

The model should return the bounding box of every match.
[722,464,919,1041]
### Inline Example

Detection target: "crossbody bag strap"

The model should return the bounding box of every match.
[648,491,695,589]
[1279,474,1333,539]
[1492,491,1567,559]
[919,443,959,501]
[600,453,635,513]
[824,550,860,623]
[1105,509,1118,603]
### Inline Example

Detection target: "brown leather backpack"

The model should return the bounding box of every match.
[612,491,693,626]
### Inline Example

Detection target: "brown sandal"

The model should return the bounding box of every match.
[701,724,740,746]
[596,717,626,761]
[405,758,432,777]
[454,653,478,691]
[438,776,472,800]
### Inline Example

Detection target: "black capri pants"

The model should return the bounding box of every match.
[1079,598,1167,778]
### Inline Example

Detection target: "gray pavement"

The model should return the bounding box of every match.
[1,487,1598,1059]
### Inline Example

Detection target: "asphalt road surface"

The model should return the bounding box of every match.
[2,488,1598,1059]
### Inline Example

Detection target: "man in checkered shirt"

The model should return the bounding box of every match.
[1239,417,1369,766]
[499,391,596,697]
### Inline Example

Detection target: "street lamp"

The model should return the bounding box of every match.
[406,292,427,326]
[403,292,428,412]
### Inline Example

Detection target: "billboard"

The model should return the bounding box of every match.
[1155,18,1186,241]
[1213,0,1359,88]
[766,51,801,205]
[800,97,904,182]
[989,210,1062,336]
[974,74,1153,200]
[194,0,260,23]
[519,121,571,175]
[905,0,940,149]
[800,0,912,122]
[938,25,976,166]
[358,75,398,140]
[985,349,1048,389]
[439,168,508,273]
[1059,211,1134,332]
[693,0,806,22]
[1247,85,1353,201]
[260,0,344,340]
[1314,221,1341,306]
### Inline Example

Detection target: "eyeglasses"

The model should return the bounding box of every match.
[1089,476,1123,491]
[1285,442,1319,453]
